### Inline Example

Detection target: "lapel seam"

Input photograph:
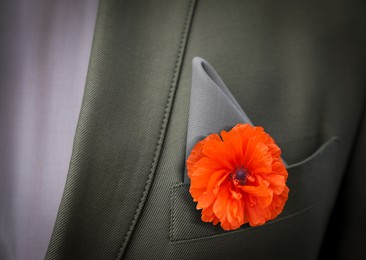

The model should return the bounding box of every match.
[115,0,198,258]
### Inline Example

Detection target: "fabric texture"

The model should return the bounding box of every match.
[123,0,366,258]
[46,0,366,259]
[320,109,366,259]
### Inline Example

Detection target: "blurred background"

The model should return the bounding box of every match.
[0,1,98,259]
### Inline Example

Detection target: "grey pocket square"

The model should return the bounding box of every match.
[185,57,286,183]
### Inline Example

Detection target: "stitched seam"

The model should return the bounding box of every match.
[169,185,176,241]
[169,183,186,240]
[170,183,188,242]
[115,1,197,258]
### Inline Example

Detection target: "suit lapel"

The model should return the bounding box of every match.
[46,0,197,258]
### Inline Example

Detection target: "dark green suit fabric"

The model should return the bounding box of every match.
[46,0,366,259]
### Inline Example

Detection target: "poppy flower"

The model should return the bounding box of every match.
[187,123,289,230]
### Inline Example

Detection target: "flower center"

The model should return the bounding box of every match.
[230,167,249,186]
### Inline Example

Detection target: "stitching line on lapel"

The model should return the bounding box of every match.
[115,0,197,258]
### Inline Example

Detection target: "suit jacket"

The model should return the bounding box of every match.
[46,0,366,259]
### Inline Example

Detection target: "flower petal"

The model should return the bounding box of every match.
[187,123,289,230]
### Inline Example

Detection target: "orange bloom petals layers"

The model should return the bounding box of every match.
[187,124,289,231]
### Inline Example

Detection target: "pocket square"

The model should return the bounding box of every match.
[184,57,289,230]
[185,57,287,183]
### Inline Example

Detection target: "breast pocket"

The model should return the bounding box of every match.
[169,136,340,243]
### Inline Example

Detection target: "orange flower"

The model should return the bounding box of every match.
[187,123,289,230]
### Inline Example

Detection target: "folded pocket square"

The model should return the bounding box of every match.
[185,57,286,183]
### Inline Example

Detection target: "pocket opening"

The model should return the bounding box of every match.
[170,136,340,242]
